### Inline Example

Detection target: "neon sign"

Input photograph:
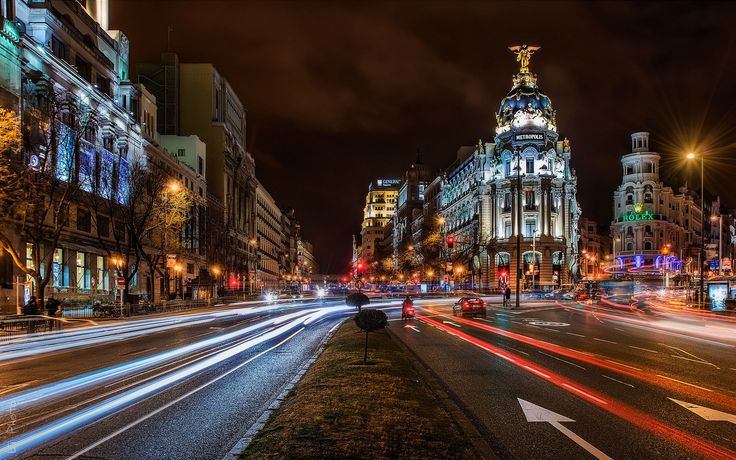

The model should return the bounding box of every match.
[623,203,653,222]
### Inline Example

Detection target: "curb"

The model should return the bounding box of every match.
[222,319,344,460]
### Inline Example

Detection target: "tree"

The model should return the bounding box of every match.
[0,85,95,309]
[136,172,193,302]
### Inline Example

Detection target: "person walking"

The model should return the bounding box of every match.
[45,296,61,331]
[504,286,512,308]
[23,296,39,333]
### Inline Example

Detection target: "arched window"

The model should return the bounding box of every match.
[627,242,633,251]
[644,242,652,250]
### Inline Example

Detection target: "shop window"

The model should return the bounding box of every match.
[52,248,65,287]
[96,255,109,291]
[76,253,90,290]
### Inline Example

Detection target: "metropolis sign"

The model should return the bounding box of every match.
[514,133,544,141]
[622,203,654,222]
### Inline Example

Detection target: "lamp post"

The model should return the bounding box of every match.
[531,230,538,291]
[613,237,620,277]
[173,262,183,299]
[686,152,705,307]
[516,156,522,307]
[211,265,221,300]
[111,255,125,309]
[711,214,722,276]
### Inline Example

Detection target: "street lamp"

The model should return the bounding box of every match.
[174,262,183,299]
[211,265,221,299]
[686,151,705,307]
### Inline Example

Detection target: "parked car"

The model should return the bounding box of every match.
[452,297,487,317]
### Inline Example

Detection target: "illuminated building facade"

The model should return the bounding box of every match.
[440,46,580,290]
[359,179,399,261]
[610,132,700,275]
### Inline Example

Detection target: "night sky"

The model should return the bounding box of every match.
[110,1,736,273]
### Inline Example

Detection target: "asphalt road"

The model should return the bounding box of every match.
[0,299,354,460]
[390,298,736,459]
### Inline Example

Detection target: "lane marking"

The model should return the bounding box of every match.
[517,398,612,460]
[669,398,736,424]
[539,351,586,370]
[505,345,530,356]
[593,338,617,345]
[604,359,641,371]
[442,320,461,328]
[403,325,420,333]
[628,345,658,354]
[656,375,714,392]
[560,384,609,405]
[614,328,625,332]
[565,332,586,338]
[671,355,720,369]
[67,328,307,459]
[601,374,635,388]
[659,344,718,368]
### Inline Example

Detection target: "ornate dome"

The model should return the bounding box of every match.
[497,81,555,128]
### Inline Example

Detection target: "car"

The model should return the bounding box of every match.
[452,297,487,317]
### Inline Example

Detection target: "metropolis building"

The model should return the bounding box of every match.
[439,46,580,289]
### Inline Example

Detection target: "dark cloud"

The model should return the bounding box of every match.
[111,0,736,273]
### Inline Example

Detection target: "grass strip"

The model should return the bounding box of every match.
[242,319,476,459]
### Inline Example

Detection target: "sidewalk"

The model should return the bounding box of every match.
[240,320,479,459]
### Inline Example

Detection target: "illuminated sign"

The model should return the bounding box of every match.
[622,203,653,222]
[376,179,401,187]
[514,133,544,141]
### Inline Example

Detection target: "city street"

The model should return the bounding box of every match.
[0,300,352,459]
[391,298,736,459]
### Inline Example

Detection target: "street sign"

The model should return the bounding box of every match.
[117,276,125,288]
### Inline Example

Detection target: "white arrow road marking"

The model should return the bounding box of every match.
[518,398,613,460]
[403,325,420,333]
[442,320,461,328]
[668,398,736,424]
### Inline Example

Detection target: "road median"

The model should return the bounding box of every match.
[240,318,477,459]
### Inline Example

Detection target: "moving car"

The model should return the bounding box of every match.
[452,297,487,317]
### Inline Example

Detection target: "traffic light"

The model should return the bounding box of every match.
[446,235,455,249]
[356,260,365,273]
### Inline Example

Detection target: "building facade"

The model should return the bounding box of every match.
[137,56,259,288]
[255,182,284,290]
[359,179,399,262]
[439,47,580,290]
[610,132,700,275]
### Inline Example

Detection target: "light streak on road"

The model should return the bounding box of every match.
[421,308,736,414]
[0,300,345,362]
[0,306,351,459]
[415,314,736,459]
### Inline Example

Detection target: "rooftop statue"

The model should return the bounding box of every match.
[508,44,540,74]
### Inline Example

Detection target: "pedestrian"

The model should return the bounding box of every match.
[504,286,512,308]
[45,295,61,331]
[23,296,39,333]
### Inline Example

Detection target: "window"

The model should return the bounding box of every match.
[52,248,65,287]
[97,76,111,97]
[77,208,91,233]
[505,160,511,177]
[504,221,512,238]
[503,192,511,211]
[525,190,535,208]
[76,57,92,82]
[644,242,652,250]
[625,165,634,175]
[198,156,204,175]
[76,252,90,290]
[177,148,185,157]
[526,158,534,174]
[525,219,537,237]
[97,216,110,238]
[51,35,67,61]
[96,255,109,291]
[626,194,633,205]
[187,263,195,275]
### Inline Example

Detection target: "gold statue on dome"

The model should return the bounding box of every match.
[508,44,541,74]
